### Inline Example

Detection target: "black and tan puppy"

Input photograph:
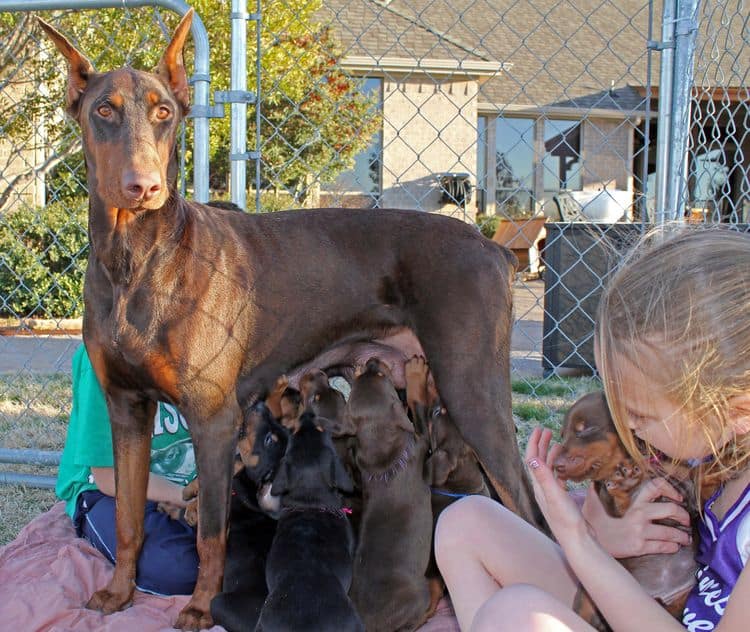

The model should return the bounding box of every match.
[554,392,698,623]
[210,403,286,632]
[256,412,362,632]
[347,357,432,632]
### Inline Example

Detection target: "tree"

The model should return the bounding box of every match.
[0,1,379,209]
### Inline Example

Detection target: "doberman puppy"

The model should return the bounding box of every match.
[554,392,698,625]
[404,356,490,613]
[347,357,433,631]
[39,11,538,628]
[210,403,286,632]
[257,412,363,632]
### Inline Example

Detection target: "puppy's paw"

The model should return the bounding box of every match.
[405,355,430,407]
[157,500,185,521]
[183,498,199,527]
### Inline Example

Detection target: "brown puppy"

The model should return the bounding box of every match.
[347,358,432,632]
[554,392,698,624]
[404,356,491,617]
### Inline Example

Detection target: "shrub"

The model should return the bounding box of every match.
[476,214,502,240]
[0,198,89,319]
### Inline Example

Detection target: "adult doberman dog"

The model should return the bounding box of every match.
[39,10,541,629]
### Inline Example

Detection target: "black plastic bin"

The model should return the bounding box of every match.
[542,222,643,374]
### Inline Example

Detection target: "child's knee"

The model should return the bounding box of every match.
[471,584,549,631]
[435,495,488,561]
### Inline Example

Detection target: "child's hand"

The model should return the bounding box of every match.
[525,426,590,546]
[582,478,692,557]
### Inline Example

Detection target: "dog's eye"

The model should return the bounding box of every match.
[263,432,274,447]
[96,104,112,118]
[156,105,171,120]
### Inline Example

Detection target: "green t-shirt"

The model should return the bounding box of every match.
[56,345,197,518]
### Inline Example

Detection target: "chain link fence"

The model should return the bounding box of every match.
[0,0,748,494]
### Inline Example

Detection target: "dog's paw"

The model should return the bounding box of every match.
[86,587,133,613]
[405,355,430,407]
[175,604,213,631]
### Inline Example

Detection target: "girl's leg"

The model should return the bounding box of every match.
[76,491,198,595]
[435,495,580,630]
[472,584,596,632]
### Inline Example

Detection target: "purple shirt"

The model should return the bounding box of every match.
[682,481,750,631]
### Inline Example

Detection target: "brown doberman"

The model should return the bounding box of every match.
[39,10,541,629]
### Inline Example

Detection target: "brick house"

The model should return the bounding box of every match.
[316,0,749,225]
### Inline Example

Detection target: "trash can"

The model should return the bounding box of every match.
[542,223,643,374]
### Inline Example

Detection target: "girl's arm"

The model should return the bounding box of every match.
[91,466,187,507]
[526,428,683,631]
[715,563,750,631]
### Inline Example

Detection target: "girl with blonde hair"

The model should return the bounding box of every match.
[435,226,750,630]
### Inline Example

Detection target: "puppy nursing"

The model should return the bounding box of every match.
[206,357,488,631]
[257,411,362,632]
[554,392,698,620]
[347,358,433,632]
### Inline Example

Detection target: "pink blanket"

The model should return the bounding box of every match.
[0,502,460,631]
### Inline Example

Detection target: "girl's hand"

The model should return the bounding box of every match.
[582,478,692,557]
[525,426,590,546]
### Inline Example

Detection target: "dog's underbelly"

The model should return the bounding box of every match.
[286,328,425,389]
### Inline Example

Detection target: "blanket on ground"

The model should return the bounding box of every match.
[0,502,460,632]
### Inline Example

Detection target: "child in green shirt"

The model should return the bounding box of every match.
[56,345,198,596]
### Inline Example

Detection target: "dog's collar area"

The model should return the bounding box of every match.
[367,433,418,485]
[430,488,471,499]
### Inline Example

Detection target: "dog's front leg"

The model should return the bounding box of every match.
[87,391,154,613]
[175,402,239,630]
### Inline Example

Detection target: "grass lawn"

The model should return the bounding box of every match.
[0,372,600,546]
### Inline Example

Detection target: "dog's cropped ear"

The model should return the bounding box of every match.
[327,451,354,494]
[270,459,291,496]
[154,8,193,114]
[37,18,95,119]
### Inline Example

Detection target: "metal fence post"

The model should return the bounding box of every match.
[666,0,700,220]
[653,0,677,224]
[230,0,247,209]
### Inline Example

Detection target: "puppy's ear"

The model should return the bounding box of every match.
[271,460,291,495]
[393,403,416,434]
[327,451,354,494]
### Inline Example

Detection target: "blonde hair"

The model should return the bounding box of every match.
[596,225,750,496]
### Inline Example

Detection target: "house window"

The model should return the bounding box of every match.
[323,77,382,197]
[495,116,535,217]
[543,119,582,191]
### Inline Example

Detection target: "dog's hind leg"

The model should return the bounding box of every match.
[176,401,240,629]
[87,391,155,613]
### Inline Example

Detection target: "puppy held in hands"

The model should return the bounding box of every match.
[347,357,433,632]
[256,412,363,632]
[554,391,698,621]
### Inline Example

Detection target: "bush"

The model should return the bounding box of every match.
[0,199,89,319]
[476,214,502,240]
